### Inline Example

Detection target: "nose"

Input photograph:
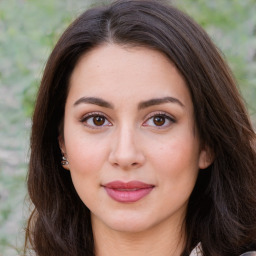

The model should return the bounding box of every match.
[108,127,145,170]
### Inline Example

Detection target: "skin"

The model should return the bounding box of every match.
[60,44,212,256]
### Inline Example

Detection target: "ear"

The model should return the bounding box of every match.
[198,145,214,170]
[58,135,70,170]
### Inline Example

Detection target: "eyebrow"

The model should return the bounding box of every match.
[73,96,184,109]
[138,97,184,110]
[73,97,114,109]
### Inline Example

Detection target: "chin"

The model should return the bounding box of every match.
[93,210,156,234]
[109,220,153,233]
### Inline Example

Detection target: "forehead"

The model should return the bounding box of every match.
[68,44,192,110]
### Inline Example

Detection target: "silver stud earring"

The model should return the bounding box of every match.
[61,155,69,166]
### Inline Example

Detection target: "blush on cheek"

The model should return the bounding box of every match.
[67,143,103,170]
[154,143,199,178]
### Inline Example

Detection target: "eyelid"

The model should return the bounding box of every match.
[80,111,112,129]
[142,111,176,128]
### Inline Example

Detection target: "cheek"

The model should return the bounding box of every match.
[151,135,200,184]
[65,138,104,204]
[68,143,105,176]
[64,125,108,173]
[64,132,110,203]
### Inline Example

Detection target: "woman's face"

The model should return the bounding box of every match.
[60,44,211,233]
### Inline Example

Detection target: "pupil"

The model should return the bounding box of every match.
[93,116,105,126]
[154,116,165,126]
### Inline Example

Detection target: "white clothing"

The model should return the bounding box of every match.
[189,243,202,256]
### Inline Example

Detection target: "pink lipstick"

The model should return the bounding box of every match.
[103,181,154,203]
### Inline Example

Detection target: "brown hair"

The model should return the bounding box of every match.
[25,0,256,255]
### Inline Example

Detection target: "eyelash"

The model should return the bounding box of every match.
[80,112,112,129]
[80,111,176,129]
[142,112,176,128]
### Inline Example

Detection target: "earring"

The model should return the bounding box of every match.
[61,155,69,166]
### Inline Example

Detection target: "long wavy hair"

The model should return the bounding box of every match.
[25,0,256,255]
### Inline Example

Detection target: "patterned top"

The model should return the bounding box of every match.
[189,243,256,256]
[189,243,202,256]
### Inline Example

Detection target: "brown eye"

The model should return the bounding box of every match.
[153,116,165,126]
[81,113,111,128]
[142,113,175,128]
[93,116,105,126]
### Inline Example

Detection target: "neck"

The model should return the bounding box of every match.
[92,215,186,256]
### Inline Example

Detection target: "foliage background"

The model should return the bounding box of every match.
[0,0,255,255]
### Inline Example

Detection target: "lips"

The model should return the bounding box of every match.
[103,181,154,203]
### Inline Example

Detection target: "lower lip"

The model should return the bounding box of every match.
[104,187,154,203]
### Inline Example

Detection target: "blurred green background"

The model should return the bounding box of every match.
[0,0,255,255]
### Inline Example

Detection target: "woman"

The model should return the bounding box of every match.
[25,0,256,255]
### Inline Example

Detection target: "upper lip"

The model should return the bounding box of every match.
[103,180,155,189]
